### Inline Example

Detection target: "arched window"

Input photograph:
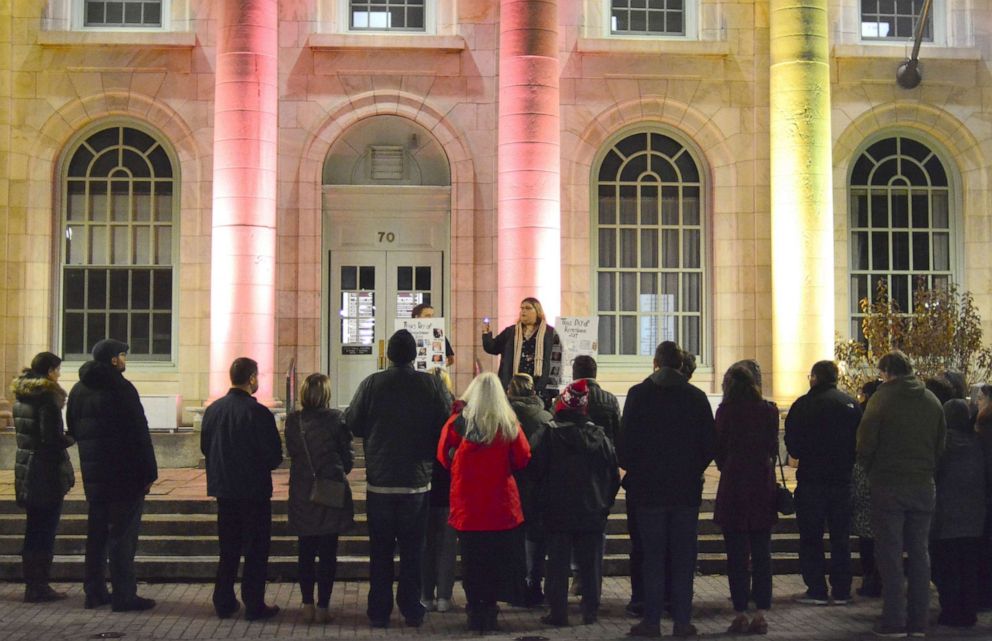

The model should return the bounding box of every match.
[61,125,177,361]
[594,130,705,361]
[849,134,953,340]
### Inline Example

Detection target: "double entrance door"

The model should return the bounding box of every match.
[329,250,443,406]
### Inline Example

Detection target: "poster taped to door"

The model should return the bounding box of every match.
[394,317,448,371]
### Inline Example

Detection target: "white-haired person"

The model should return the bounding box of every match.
[437,372,531,632]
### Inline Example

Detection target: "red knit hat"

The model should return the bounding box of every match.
[555,379,590,414]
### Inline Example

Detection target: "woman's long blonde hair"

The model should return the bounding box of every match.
[460,372,519,444]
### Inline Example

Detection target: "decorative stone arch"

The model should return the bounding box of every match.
[561,96,742,381]
[831,101,992,337]
[21,92,202,355]
[292,91,477,388]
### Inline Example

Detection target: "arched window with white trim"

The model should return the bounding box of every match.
[60,124,177,361]
[848,134,954,340]
[594,130,706,361]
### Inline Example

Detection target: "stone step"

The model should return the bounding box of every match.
[0,552,818,582]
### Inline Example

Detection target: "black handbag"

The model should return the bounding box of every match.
[775,452,795,515]
[300,428,347,509]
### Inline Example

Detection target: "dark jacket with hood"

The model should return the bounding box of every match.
[200,388,283,500]
[584,379,621,443]
[11,373,75,507]
[856,374,946,488]
[67,361,158,503]
[510,393,552,525]
[617,367,716,508]
[932,399,986,540]
[285,408,355,535]
[345,363,451,490]
[785,383,862,486]
[529,409,620,532]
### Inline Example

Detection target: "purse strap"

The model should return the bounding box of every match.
[775,451,788,486]
[299,423,319,481]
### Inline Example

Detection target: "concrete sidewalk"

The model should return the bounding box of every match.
[0,575,989,641]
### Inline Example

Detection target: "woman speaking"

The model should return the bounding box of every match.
[482,297,558,395]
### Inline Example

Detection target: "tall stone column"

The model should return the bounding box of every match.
[209,0,278,402]
[497,0,561,328]
[769,0,835,401]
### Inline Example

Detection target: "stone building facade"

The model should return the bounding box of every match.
[0,0,990,441]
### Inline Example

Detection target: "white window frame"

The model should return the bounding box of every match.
[859,0,946,45]
[72,0,172,31]
[602,0,699,40]
[591,126,710,365]
[846,131,961,341]
[339,0,435,35]
[57,120,180,365]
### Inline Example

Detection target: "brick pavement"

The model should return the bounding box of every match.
[0,575,989,640]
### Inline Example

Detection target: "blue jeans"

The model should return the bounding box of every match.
[637,505,699,626]
[85,497,144,603]
[365,491,429,623]
[872,483,935,631]
[546,529,604,620]
[796,482,853,599]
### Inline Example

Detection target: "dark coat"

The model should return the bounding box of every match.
[528,410,620,532]
[285,408,355,536]
[482,324,558,393]
[510,394,551,525]
[345,363,451,490]
[617,367,716,509]
[933,429,987,540]
[713,399,780,532]
[584,379,621,443]
[784,383,862,486]
[200,388,283,500]
[66,361,158,503]
[11,374,75,507]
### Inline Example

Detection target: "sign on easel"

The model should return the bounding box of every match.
[394,317,448,371]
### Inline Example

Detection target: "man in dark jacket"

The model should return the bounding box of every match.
[345,329,451,628]
[618,341,715,638]
[530,379,620,627]
[66,339,158,612]
[857,350,946,637]
[785,360,862,605]
[200,357,283,621]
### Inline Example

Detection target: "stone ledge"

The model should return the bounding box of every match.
[576,37,730,56]
[37,30,196,48]
[307,33,465,52]
[832,43,982,60]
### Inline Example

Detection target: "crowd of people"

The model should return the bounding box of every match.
[9,298,992,638]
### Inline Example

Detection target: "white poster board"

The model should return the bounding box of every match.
[553,316,599,385]
[394,317,448,371]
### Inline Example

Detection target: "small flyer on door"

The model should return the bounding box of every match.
[394,317,448,371]
[553,316,599,384]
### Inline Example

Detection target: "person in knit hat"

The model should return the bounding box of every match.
[529,379,620,627]
[345,329,451,628]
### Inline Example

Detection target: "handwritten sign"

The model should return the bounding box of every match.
[394,317,448,371]
[552,316,599,385]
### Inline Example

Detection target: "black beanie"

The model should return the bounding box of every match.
[943,398,973,433]
[92,338,129,364]
[387,329,417,365]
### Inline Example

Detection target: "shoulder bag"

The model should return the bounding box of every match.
[301,427,347,509]
[775,451,795,515]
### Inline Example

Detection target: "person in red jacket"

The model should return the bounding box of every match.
[437,372,531,632]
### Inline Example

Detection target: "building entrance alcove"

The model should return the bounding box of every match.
[320,116,451,406]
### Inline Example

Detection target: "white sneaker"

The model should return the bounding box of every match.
[421,599,437,612]
[436,598,452,613]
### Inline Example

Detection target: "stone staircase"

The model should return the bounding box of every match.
[0,444,837,582]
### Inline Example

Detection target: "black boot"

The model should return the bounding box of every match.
[482,604,500,632]
[23,552,66,603]
[466,604,484,632]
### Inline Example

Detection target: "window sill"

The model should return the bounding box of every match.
[306,33,466,52]
[38,30,196,48]
[832,43,982,60]
[576,37,730,56]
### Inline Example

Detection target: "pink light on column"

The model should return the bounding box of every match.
[209,0,278,403]
[497,0,561,329]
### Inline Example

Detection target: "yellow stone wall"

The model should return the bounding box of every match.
[0,0,990,420]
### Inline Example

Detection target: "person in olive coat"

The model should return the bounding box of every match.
[285,373,354,625]
[11,352,75,603]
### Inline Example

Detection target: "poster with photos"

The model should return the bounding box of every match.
[394,317,448,371]
[553,316,599,384]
